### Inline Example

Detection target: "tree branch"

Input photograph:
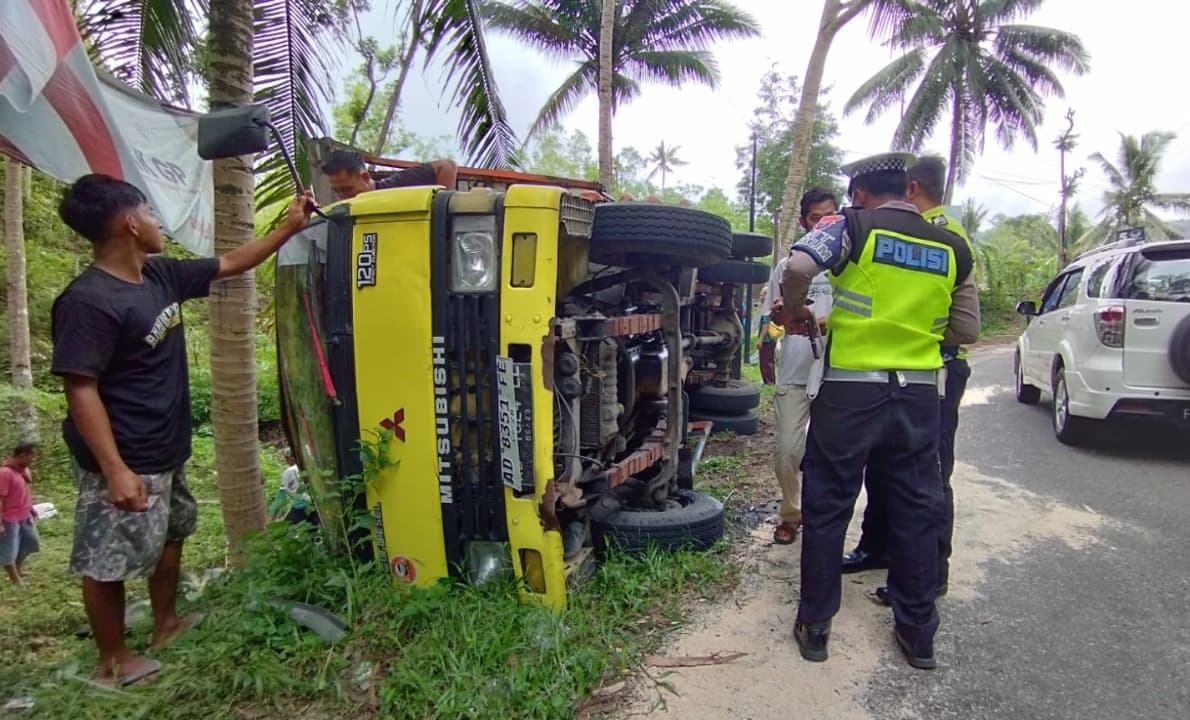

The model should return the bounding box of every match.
[830,0,869,34]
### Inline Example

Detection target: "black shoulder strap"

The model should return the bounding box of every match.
[841,207,867,266]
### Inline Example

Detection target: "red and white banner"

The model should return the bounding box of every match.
[0,0,214,257]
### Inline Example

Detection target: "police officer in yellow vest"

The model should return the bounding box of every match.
[780,152,980,669]
[844,157,981,605]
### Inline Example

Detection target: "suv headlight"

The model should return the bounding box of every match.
[450,216,498,293]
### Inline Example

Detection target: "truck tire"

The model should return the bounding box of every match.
[689,380,761,413]
[697,259,772,285]
[1170,316,1190,385]
[689,409,760,436]
[592,489,725,555]
[731,232,773,259]
[590,203,732,268]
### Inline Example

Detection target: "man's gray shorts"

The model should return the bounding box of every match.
[0,518,40,566]
[70,465,197,582]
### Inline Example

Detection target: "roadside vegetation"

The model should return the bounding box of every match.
[1,416,745,719]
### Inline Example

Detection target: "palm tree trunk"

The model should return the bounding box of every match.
[775,0,855,250]
[350,51,378,148]
[373,3,421,156]
[943,90,962,205]
[207,0,265,564]
[3,158,35,440]
[597,0,615,189]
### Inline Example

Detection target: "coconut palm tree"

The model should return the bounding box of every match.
[1089,131,1190,242]
[774,0,906,245]
[75,0,204,105]
[647,141,687,194]
[484,0,760,187]
[844,0,1089,203]
[3,158,35,440]
[205,0,270,559]
[597,0,615,187]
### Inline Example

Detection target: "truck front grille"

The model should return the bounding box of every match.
[442,294,509,551]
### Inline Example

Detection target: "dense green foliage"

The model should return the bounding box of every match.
[970,213,1060,333]
[736,68,845,239]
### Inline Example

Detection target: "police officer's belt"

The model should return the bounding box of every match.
[824,367,938,385]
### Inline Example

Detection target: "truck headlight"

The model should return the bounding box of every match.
[450,215,499,293]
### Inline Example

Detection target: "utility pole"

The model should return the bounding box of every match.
[1054,109,1085,269]
[742,134,758,370]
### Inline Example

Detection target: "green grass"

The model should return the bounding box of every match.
[1,429,738,720]
[3,523,733,719]
[0,434,287,675]
[740,364,774,414]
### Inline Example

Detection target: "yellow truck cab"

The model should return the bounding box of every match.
[271,141,770,611]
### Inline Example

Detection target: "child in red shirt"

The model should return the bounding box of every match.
[0,443,39,586]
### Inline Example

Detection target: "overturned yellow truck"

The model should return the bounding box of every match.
[271,141,771,611]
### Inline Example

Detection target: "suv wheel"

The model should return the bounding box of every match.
[1015,350,1041,405]
[1052,365,1093,446]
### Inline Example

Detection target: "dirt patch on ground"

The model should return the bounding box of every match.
[616,394,1110,720]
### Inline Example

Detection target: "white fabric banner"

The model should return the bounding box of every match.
[0,0,214,257]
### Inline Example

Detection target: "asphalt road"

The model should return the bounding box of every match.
[867,345,1190,719]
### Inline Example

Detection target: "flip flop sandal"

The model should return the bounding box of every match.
[118,659,162,687]
[149,612,206,653]
[89,659,162,689]
[772,522,800,545]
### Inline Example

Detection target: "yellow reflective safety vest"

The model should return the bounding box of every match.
[827,207,974,371]
[922,205,974,361]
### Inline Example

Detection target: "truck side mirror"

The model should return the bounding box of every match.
[197,104,272,160]
[1016,300,1037,317]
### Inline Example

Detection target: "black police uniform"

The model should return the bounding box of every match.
[852,216,974,591]
[792,202,974,662]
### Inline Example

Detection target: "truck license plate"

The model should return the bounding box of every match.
[496,357,535,493]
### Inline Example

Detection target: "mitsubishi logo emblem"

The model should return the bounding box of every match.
[380,408,406,442]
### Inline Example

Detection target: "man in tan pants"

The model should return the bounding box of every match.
[764,189,838,544]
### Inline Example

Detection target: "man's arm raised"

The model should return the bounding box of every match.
[216,193,315,280]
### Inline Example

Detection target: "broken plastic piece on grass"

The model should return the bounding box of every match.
[32,503,57,520]
[266,599,349,643]
[3,696,35,713]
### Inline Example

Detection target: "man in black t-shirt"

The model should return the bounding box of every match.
[321,149,458,200]
[51,174,313,686]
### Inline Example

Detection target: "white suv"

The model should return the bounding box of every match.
[1014,240,1190,445]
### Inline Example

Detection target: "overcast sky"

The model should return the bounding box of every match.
[346,0,1190,223]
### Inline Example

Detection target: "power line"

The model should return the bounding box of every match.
[973,174,1057,210]
[974,172,1053,187]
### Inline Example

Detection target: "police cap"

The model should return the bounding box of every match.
[839,151,917,179]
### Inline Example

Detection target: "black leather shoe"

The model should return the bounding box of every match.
[794,621,831,662]
[841,549,888,574]
[875,584,946,606]
[895,629,937,670]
